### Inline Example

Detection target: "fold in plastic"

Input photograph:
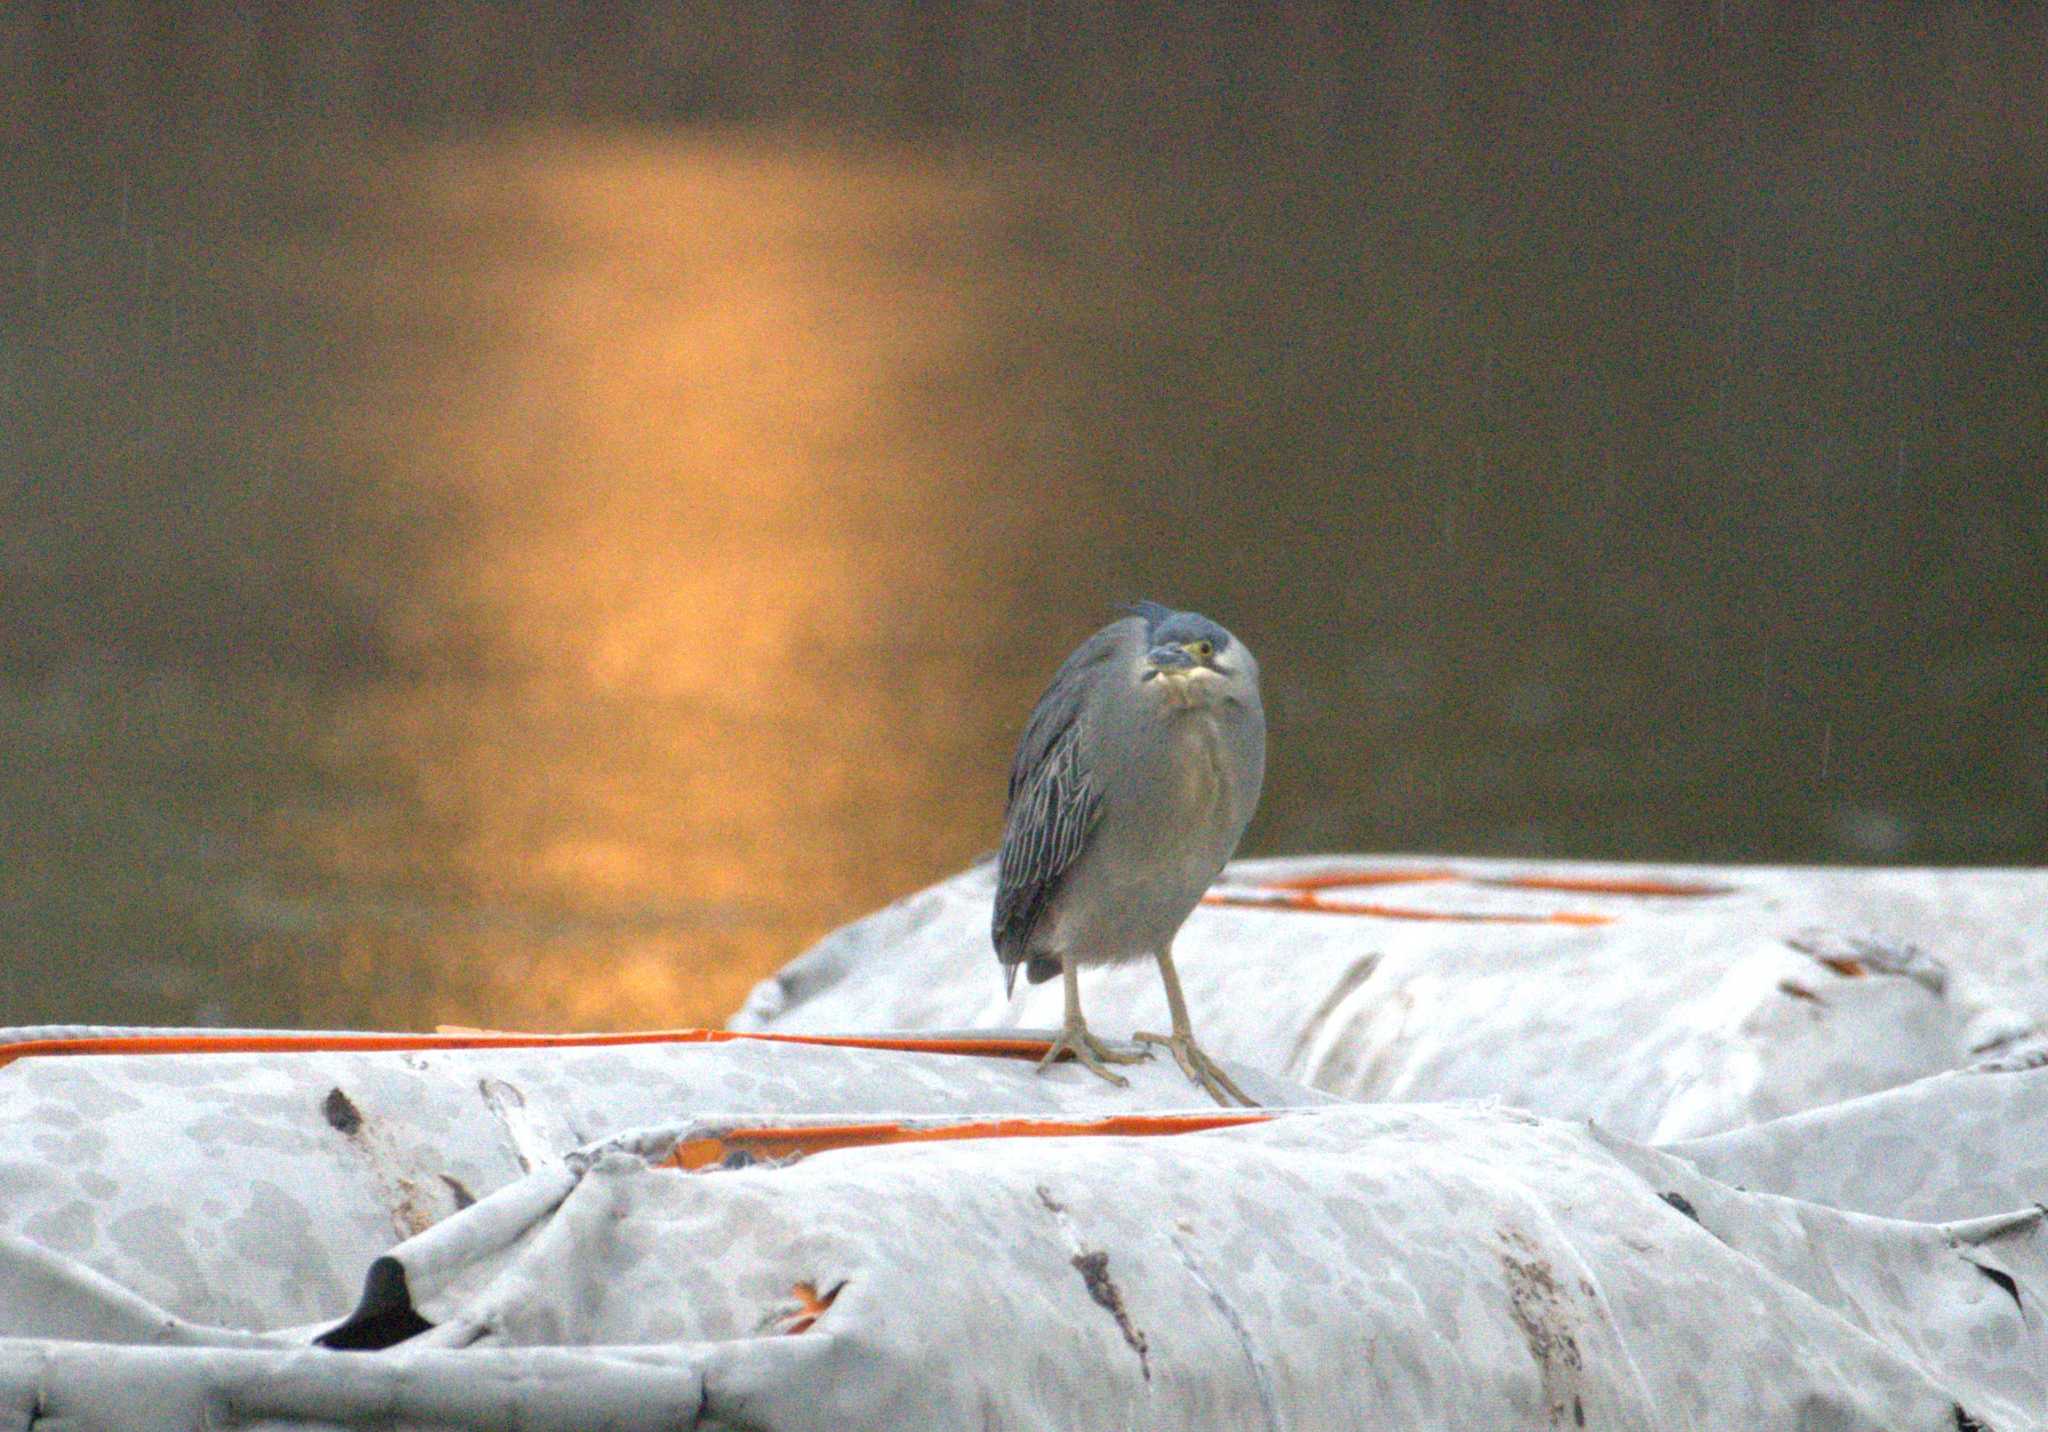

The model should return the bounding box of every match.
[1,1101,2040,1430]
[3,855,2044,1429]
[736,855,2047,1142]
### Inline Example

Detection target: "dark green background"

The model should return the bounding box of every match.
[3,5,2042,1030]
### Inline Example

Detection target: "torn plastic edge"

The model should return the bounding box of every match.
[0,1028,1060,1072]
[777,1280,844,1335]
[662,1111,1275,1171]
[1784,930,1948,995]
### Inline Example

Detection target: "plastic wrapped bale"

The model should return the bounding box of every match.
[733,856,2048,1141]
[0,1028,1316,1335]
[0,1104,2040,1431]
[1667,1055,2048,1223]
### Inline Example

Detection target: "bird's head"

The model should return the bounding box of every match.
[1129,603,1258,700]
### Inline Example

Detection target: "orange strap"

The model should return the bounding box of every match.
[666,1110,1273,1170]
[0,1028,1057,1072]
[1204,890,1613,925]
[1246,866,1730,898]
[1257,867,1464,891]
[1205,865,1736,922]
[1480,874,1734,897]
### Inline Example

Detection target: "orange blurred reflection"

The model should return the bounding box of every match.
[250,132,1034,1030]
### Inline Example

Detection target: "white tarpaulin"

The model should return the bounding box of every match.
[0,1091,2039,1431]
[0,1029,1313,1333]
[735,855,2048,1142]
[2,855,2044,1429]
[1668,1054,2048,1224]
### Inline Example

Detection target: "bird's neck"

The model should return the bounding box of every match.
[1150,674,1225,714]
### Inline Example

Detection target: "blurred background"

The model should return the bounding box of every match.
[3,4,2043,1032]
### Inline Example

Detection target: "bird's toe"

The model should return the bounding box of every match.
[1134,1031,1259,1108]
[1083,1033,1151,1066]
[1078,1055,1132,1087]
[1038,1029,1135,1087]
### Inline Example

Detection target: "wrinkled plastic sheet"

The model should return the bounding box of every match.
[5,855,2046,1429]
[1669,1056,2048,1224]
[0,1098,2041,1431]
[735,855,2048,1142]
[0,1030,1314,1333]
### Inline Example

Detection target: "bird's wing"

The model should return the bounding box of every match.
[992,624,1127,966]
[993,717,1102,966]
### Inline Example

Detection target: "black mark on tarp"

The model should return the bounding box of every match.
[1659,1191,1700,1223]
[1072,1250,1151,1379]
[322,1087,363,1136]
[1500,1228,1584,1428]
[1973,1262,2022,1312]
[318,1258,433,1350]
[439,1174,476,1209]
[1036,1184,1151,1380]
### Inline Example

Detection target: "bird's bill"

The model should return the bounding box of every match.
[1142,644,1202,680]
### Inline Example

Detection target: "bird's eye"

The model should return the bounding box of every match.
[1190,640,1215,660]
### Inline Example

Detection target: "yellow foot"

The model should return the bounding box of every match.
[1037,1025,1151,1086]
[1133,1030,1259,1108]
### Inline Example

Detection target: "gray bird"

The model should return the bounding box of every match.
[993,603,1266,1106]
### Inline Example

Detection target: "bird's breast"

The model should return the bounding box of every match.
[1154,708,1245,829]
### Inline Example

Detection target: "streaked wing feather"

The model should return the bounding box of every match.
[993,729,1101,963]
[992,624,1126,964]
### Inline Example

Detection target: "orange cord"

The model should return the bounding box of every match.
[0,1028,1059,1072]
[666,1110,1273,1171]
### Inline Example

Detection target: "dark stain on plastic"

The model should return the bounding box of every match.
[1659,1192,1700,1223]
[1973,1262,2022,1312]
[322,1087,364,1136]
[1954,1405,1990,1432]
[1500,1229,1584,1427]
[1072,1250,1152,1379]
[1038,1185,1151,1379]
[439,1173,476,1209]
[1776,980,1825,1005]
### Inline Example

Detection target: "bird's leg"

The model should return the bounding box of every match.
[1134,946,1259,1108]
[1038,958,1149,1085]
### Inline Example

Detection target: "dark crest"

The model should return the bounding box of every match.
[1124,601,1232,652]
